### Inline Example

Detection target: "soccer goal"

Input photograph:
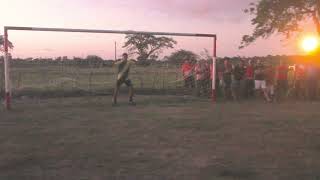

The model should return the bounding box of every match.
[2,26,217,110]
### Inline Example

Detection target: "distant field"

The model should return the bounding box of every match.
[1,95,320,180]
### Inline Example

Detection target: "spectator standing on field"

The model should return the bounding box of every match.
[254,60,271,102]
[294,64,306,100]
[245,60,255,98]
[203,60,213,97]
[265,64,276,100]
[275,60,288,102]
[231,61,245,101]
[181,59,195,88]
[222,59,233,100]
[202,60,211,96]
[287,66,295,98]
[239,60,247,99]
[306,62,319,101]
[194,60,208,97]
[217,62,225,98]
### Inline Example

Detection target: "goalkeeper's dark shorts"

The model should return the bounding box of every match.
[116,78,133,87]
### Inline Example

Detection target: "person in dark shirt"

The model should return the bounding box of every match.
[275,60,289,102]
[306,62,319,101]
[222,59,232,100]
[231,61,245,101]
[294,64,306,100]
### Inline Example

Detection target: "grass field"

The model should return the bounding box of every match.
[1,95,320,180]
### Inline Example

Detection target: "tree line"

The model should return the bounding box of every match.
[0,53,313,68]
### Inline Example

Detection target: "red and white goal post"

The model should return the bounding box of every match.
[2,26,217,110]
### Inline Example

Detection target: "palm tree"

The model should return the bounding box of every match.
[0,35,13,52]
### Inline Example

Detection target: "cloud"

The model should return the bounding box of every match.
[78,0,254,22]
[116,0,254,22]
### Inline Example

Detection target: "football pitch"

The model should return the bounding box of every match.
[1,95,320,180]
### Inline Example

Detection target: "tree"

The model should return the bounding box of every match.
[86,55,104,68]
[0,35,14,52]
[240,0,320,48]
[123,34,177,61]
[199,48,213,61]
[166,49,199,64]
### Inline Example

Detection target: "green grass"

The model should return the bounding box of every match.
[1,96,320,180]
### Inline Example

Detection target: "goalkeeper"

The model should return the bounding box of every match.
[112,53,136,105]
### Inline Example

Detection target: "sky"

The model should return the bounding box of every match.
[0,0,316,59]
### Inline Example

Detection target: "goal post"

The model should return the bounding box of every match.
[3,27,11,109]
[212,36,217,102]
[2,26,217,110]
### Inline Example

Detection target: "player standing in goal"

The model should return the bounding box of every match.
[112,53,136,106]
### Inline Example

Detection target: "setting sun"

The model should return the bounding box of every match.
[301,36,319,53]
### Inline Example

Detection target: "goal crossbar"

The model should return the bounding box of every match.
[5,26,216,38]
[2,26,217,110]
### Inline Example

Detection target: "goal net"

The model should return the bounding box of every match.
[1,26,217,109]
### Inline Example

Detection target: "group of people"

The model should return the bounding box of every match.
[181,58,320,102]
[181,59,212,97]
[111,53,319,105]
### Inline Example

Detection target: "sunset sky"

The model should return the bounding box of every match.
[0,0,316,59]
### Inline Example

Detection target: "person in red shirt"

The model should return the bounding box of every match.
[275,60,288,101]
[245,60,255,98]
[181,60,195,88]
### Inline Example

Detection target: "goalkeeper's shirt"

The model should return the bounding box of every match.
[116,60,133,80]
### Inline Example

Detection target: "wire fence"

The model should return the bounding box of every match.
[0,61,194,98]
